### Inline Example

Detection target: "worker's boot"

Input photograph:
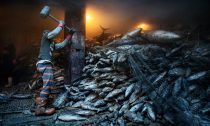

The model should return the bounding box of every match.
[5,77,13,88]
[34,97,55,116]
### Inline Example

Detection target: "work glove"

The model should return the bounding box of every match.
[58,20,65,29]
[66,29,76,41]
[68,28,76,35]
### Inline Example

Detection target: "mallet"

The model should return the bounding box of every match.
[40,6,72,31]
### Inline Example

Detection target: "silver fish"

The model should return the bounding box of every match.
[83,84,97,90]
[74,110,96,116]
[53,91,68,108]
[96,61,109,68]
[117,53,127,63]
[151,71,167,85]
[90,72,101,78]
[124,111,144,123]
[143,103,156,121]
[108,103,120,112]
[92,88,102,94]
[105,50,116,56]
[112,78,124,84]
[93,67,113,73]
[121,28,141,40]
[130,102,144,113]
[129,89,140,104]
[119,102,130,116]
[82,64,95,72]
[172,77,183,96]
[84,93,97,102]
[116,94,126,102]
[105,82,116,87]
[58,113,87,121]
[102,87,113,93]
[94,99,107,107]
[125,84,135,98]
[104,87,126,101]
[99,58,111,64]
[116,82,130,89]
[72,101,83,108]
[117,117,126,126]
[107,37,143,47]
[201,108,210,114]
[143,30,182,43]
[187,71,207,81]
[99,92,109,98]
[98,81,115,88]
[80,102,99,111]
[12,93,32,99]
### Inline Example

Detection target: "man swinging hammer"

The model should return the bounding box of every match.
[34,20,74,116]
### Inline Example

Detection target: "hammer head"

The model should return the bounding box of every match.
[40,6,51,18]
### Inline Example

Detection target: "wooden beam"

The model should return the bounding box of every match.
[64,0,86,84]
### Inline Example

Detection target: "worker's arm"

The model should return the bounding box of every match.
[47,21,65,39]
[53,30,75,50]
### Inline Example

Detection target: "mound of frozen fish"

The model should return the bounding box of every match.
[55,30,210,125]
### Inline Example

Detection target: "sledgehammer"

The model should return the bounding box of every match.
[40,6,72,31]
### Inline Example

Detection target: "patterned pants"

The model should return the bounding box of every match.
[36,63,54,98]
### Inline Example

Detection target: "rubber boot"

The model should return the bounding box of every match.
[34,97,55,116]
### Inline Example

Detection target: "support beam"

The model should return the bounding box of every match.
[64,0,86,84]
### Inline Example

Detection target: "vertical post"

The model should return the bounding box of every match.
[64,1,86,84]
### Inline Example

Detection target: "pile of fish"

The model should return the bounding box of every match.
[53,29,210,126]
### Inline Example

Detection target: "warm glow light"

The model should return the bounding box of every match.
[86,14,92,22]
[86,7,97,38]
[136,23,152,30]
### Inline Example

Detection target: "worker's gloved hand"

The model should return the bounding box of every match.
[66,34,73,41]
[58,20,65,29]
[68,28,76,35]
[66,29,76,41]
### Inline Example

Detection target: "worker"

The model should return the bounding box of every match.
[34,20,75,116]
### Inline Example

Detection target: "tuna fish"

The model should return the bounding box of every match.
[117,117,126,126]
[80,102,99,111]
[124,111,144,123]
[130,102,144,113]
[58,113,87,121]
[151,71,167,85]
[104,87,126,101]
[121,28,142,40]
[12,93,32,99]
[73,110,96,116]
[94,99,107,107]
[142,103,156,121]
[187,71,207,81]
[72,101,83,108]
[119,102,130,115]
[125,84,135,98]
[168,68,186,77]
[53,91,69,108]
[102,87,113,93]
[84,93,97,102]
[92,67,114,73]
[129,89,140,104]
[172,77,183,96]
[143,30,182,43]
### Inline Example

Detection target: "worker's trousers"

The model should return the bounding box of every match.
[36,62,54,98]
